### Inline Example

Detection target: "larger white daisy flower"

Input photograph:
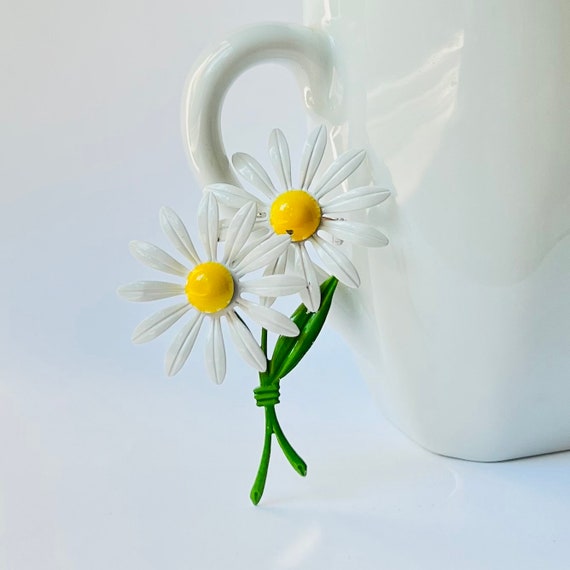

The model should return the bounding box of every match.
[118,193,305,384]
[208,125,390,311]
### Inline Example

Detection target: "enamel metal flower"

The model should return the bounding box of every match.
[118,125,391,505]
[208,125,390,311]
[118,193,305,384]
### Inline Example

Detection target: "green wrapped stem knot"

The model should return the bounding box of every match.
[253,384,280,407]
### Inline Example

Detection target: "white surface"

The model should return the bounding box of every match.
[1,1,569,569]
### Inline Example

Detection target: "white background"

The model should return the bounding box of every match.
[1,1,569,568]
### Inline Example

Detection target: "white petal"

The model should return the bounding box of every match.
[260,251,288,307]
[232,153,277,199]
[206,183,262,210]
[132,302,191,344]
[312,262,330,284]
[268,129,292,190]
[263,247,296,277]
[320,219,389,247]
[118,281,185,302]
[223,202,257,264]
[263,250,285,277]
[226,313,266,372]
[264,246,301,308]
[240,274,305,297]
[159,206,201,265]
[234,234,290,276]
[312,149,367,199]
[237,299,299,337]
[129,241,188,276]
[299,125,327,190]
[205,317,226,384]
[311,235,360,288]
[321,186,391,214]
[285,245,297,275]
[197,192,220,261]
[165,312,204,376]
[297,243,321,312]
[235,227,272,261]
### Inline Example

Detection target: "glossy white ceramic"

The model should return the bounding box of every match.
[182,2,570,461]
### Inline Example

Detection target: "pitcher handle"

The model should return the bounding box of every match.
[182,23,337,186]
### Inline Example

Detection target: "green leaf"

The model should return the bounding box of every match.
[269,276,338,380]
[270,276,337,371]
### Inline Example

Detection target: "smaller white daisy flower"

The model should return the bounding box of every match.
[118,193,305,384]
[207,125,390,311]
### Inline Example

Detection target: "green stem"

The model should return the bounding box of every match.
[250,329,272,505]
[267,406,306,476]
[249,329,306,505]
[250,406,273,505]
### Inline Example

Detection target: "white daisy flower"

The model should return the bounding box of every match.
[118,193,305,384]
[207,125,390,311]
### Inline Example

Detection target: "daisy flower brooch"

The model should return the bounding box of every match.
[119,125,390,504]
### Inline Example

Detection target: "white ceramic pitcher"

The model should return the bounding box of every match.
[182,0,570,461]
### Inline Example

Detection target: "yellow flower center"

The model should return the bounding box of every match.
[185,262,235,314]
[269,190,321,242]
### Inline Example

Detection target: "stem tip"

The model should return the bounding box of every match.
[250,489,261,506]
